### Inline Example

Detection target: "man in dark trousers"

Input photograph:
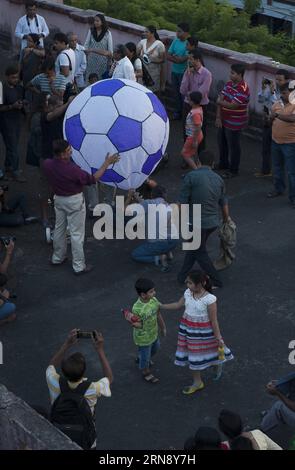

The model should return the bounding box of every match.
[0,65,26,182]
[177,150,229,287]
[43,139,119,275]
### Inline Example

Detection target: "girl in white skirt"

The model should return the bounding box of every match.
[160,270,233,395]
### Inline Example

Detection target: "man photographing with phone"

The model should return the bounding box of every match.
[43,139,120,274]
[46,329,113,449]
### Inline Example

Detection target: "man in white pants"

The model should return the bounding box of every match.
[43,139,119,275]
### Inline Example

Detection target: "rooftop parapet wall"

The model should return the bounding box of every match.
[0,384,80,450]
[1,0,295,114]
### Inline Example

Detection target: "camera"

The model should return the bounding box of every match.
[0,236,16,247]
[76,329,95,339]
[142,53,150,65]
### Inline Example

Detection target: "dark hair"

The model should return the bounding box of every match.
[231,436,254,450]
[42,58,55,73]
[114,44,128,59]
[187,270,212,293]
[135,278,155,296]
[276,68,290,80]
[91,14,108,43]
[5,64,19,77]
[125,42,137,64]
[231,63,245,78]
[190,49,204,62]
[147,25,160,41]
[280,82,290,92]
[177,22,190,33]
[187,36,199,48]
[0,273,8,289]
[54,33,69,45]
[189,91,202,105]
[198,150,215,166]
[47,95,62,107]
[151,185,167,199]
[88,73,99,82]
[183,436,197,451]
[194,427,222,450]
[61,352,86,382]
[53,139,70,156]
[25,1,37,8]
[218,409,243,439]
[27,33,40,46]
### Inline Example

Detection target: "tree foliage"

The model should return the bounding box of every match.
[66,0,295,65]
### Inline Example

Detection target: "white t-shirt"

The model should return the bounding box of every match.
[112,57,136,81]
[184,289,216,319]
[55,48,76,85]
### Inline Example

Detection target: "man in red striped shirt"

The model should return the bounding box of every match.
[216,64,250,178]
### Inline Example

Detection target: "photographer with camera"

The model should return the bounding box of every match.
[0,273,16,326]
[0,185,38,227]
[257,69,290,177]
[0,65,27,182]
[46,329,113,449]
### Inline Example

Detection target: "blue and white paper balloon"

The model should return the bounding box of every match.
[63,79,169,190]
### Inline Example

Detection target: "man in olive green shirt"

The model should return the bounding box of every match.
[132,278,166,384]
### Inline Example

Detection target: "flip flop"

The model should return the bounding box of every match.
[182,382,204,395]
[143,373,159,384]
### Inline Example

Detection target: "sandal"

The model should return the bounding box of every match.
[182,382,204,395]
[143,373,159,384]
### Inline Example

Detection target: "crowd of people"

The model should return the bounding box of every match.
[0,0,294,451]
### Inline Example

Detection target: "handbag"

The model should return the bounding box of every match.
[140,59,155,88]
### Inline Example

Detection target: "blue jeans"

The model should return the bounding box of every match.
[272,141,295,202]
[131,240,179,264]
[138,338,160,370]
[171,72,184,115]
[0,302,16,320]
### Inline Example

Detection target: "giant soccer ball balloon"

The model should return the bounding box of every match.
[63,79,169,190]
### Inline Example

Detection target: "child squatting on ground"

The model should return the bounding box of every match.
[181,91,204,170]
[129,278,166,384]
[160,270,233,395]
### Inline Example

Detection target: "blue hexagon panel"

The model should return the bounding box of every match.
[108,116,142,152]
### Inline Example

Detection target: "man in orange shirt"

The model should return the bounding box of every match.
[268,83,295,208]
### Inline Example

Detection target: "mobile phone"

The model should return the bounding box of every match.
[76,330,94,339]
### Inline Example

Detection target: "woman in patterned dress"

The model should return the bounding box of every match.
[84,14,113,81]
[137,26,165,95]
[161,270,233,395]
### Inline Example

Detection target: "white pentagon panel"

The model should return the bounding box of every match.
[116,79,150,94]
[111,147,148,179]
[79,134,118,172]
[80,96,118,133]
[65,87,91,120]
[71,149,91,174]
[113,87,153,122]
[118,172,147,191]
[142,113,166,154]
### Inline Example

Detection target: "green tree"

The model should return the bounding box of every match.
[65,0,295,65]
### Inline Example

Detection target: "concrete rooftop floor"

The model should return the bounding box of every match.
[0,48,295,450]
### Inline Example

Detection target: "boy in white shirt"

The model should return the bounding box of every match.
[53,33,76,86]
[68,32,87,91]
[111,44,136,81]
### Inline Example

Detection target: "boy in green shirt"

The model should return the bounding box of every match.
[132,278,166,384]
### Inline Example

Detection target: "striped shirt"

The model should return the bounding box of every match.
[30,73,67,94]
[221,80,250,130]
[46,365,111,415]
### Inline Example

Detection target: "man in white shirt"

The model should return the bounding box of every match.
[68,33,87,90]
[111,44,136,81]
[53,33,76,86]
[15,1,49,51]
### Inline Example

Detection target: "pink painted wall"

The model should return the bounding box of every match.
[1,0,295,113]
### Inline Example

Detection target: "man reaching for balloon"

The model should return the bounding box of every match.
[42,139,119,275]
